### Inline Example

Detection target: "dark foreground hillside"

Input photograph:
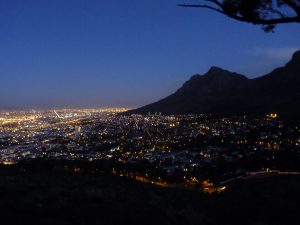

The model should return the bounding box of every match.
[1,163,300,225]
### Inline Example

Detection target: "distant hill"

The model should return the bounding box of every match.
[126,50,300,118]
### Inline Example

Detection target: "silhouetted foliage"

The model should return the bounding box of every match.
[178,0,300,32]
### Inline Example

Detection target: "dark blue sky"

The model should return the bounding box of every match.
[0,0,299,109]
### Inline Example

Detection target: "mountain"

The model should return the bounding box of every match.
[126,50,300,118]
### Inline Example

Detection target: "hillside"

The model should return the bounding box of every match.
[127,50,300,118]
[1,163,300,225]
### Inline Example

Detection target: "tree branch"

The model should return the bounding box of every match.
[226,12,300,24]
[177,4,224,14]
[177,3,300,25]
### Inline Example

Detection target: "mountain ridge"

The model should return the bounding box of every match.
[126,50,300,118]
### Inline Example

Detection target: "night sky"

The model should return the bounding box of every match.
[0,0,299,109]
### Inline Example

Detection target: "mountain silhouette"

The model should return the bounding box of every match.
[127,50,300,118]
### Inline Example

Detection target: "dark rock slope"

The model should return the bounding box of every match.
[127,50,300,117]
